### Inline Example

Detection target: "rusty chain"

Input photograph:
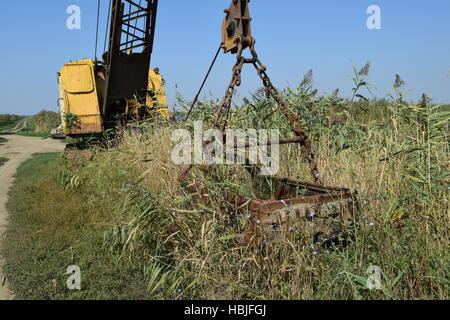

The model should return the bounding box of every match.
[179,39,322,185]
[251,59,322,184]
[178,57,245,181]
[212,40,322,184]
[213,58,245,132]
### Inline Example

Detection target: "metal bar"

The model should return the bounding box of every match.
[122,13,147,23]
[122,9,146,19]
[119,37,145,49]
[120,29,145,41]
[121,22,146,34]
[146,0,158,56]
[227,136,303,148]
[119,42,146,52]
[124,0,146,11]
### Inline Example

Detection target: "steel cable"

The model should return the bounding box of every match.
[184,44,223,122]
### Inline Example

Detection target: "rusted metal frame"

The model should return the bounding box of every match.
[123,0,147,12]
[122,13,148,23]
[120,7,148,52]
[144,0,157,54]
[120,29,145,42]
[119,42,149,52]
[232,191,353,216]
[124,0,133,51]
[121,22,146,34]
[102,0,157,121]
[122,9,146,19]
[119,35,146,51]
[121,8,147,20]
[119,33,146,45]
[180,4,322,185]
[107,0,123,56]
[225,136,304,148]
[273,178,350,194]
[229,180,357,246]
[181,0,321,191]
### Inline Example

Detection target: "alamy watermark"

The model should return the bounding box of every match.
[65,5,381,31]
[171,121,280,176]
[66,265,81,290]
[66,5,81,30]
[366,265,382,290]
[367,5,381,30]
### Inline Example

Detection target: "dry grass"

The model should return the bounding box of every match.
[68,101,448,299]
[3,72,449,299]
[17,111,59,137]
[3,153,152,300]
[0,114,24,132]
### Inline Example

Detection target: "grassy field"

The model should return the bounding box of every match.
[0,157,8,167]
[3,70,449,300]
[3,153,151,299]
[0,137,7,144]
[17,111,59,137]
[0,114,24,132]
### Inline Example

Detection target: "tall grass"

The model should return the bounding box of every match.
[58,68,449,300]
[18,110,59,136]
[0,114,24,131]
[5,67,449,300]
[3,153,152,300]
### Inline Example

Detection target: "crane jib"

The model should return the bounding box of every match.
[103,0,159,122]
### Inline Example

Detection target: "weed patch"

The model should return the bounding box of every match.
[0,157,8,167]
[3,69,449,300]
[3,153,152,299]
[17,111,59,137]
[0,114,24,132]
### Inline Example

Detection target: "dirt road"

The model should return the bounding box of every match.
[0,134,66,300]
[7,119,28,133]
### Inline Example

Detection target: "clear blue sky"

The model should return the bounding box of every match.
[1,0,449,115]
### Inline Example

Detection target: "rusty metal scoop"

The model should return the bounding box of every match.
[229,178,358,247]
[179,0,358,247]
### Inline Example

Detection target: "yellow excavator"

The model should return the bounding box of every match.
[56,0,358,247]
[56,0,167,137]
[55,0,254,137]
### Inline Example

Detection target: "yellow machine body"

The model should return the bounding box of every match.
[147,69,169,117]
[58,60,168,136]
[126,69,169,118]
[58,60,103,135]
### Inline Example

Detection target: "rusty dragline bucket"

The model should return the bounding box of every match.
[228,178,358,248]
[181,171,359,248]
[179,0,359,248]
